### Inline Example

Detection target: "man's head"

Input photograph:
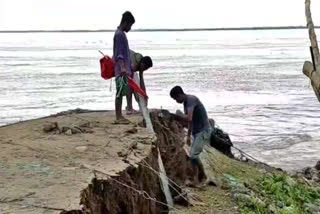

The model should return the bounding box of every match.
[139,56,153,72]
[120,11,135,32]
[170,86,185,104]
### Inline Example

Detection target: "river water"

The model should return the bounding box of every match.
[1,30,319,170]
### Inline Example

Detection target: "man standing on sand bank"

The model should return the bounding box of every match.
[170,86,212,185]
[113,11,135,123]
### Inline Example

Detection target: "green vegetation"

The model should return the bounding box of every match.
[176,149,320,213]
[235,174,320,214]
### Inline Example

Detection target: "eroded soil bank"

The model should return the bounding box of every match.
[59,109,320,214]
[67,110,199,213]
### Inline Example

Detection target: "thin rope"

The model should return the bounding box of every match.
[92,169,180,211]
[109,78,112,92]
[232,145,269,166]
[139,161,191,203]
[141,159,182,190]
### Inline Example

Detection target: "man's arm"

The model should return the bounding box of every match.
[139,70,146,92]
[119,60,127,76]
[171,111,188,127]
[187,108,193,146]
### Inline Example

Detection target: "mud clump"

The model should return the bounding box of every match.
[43,121,94,135]
[150,110,197,187]
[300,160,320,183]
[208,118,234,159]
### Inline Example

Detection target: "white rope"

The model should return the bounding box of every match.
[141,160,183,190]
[92,169,180,211]
[231,145,268,166]
[139,159,199,204]
[109,78,112,92]
[139,162,186,200]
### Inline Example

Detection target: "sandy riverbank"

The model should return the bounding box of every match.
[1,109,319,214]
[0,110,154,213]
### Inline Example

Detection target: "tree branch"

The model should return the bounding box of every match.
[305,0,320,70]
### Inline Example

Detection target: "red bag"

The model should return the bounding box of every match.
[100,56,115,80]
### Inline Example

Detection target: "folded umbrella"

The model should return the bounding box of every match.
[128,77,148,98]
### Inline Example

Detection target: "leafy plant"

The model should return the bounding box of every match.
[237,173,320,214]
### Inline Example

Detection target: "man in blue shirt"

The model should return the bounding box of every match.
[113,11,135,123]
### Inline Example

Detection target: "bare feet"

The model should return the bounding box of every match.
[195,178,210,189]
[185,179,207,190]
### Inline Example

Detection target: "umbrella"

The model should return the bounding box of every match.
[128,77,148,98]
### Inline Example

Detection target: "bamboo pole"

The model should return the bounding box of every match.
[303,61,320,101]
[305,0,320,69]
[137,96,155,133]
[303,0,320,101]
